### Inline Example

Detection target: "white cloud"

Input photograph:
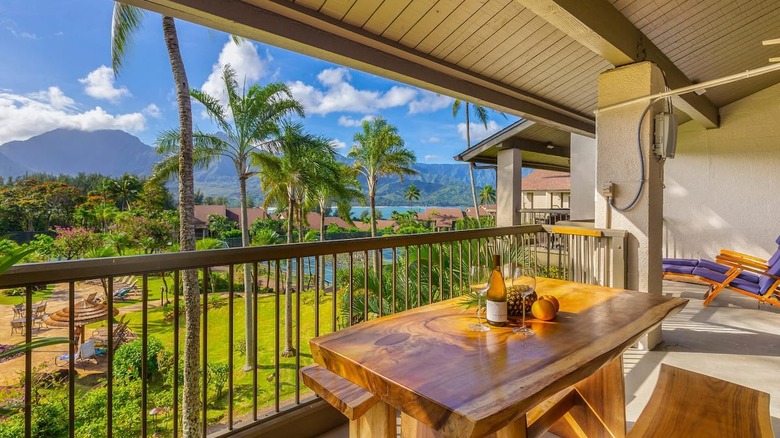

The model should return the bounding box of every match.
[78,66,131,103]
[28,87,75,110]
[329,139,347,150]
[142,104,162,118]
[338,115,374,127]
[0,87,147,144]
[6,26,38,40]
[424,136,441,144]
[408,91,453,114]
[201,40,270,105]
[457,120,501,143]
[424,154,440,162]
[287,67,418,116]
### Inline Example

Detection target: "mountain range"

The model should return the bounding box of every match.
[0,129,504,206]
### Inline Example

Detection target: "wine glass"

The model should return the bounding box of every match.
[468,266,490,332]
[511,267,536,336]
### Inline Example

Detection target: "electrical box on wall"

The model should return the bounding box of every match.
[653,112,678,158]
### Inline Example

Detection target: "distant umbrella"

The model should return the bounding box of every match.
[45,297,119,345]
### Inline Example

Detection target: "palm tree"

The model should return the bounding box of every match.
[253,122,335,357]
[479,184,496,206]
[452,100,489,226]
[104,174,142,211]
[349,117,417,240]
[156,64,303,369]
[404,184,421,205]
[111,4,200,436]
[311,162,363,243]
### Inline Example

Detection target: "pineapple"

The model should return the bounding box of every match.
[507,285,537,317]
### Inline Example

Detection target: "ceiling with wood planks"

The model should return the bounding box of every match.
[127,0,780,136]
[609,0,780,108]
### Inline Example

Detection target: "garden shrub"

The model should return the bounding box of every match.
[75,379,142,437]
[208,294,226,309]
[221,229,242,238]
[206,271,244,293]
[234,336,246,357]
[207,363,230,399]
[2,288,24,297]
[113,337,165,381]
[0,398,68,438]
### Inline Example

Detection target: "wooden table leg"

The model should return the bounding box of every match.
[401,412,527,438]
[350,400,396,438]
[550,355,626,438]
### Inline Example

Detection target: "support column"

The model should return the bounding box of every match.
[496,148,523,226]
[570,133,596,221]
[595,62,665,349]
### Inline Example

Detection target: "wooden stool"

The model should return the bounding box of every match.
[300,364,395,438]
[628,364,774,437]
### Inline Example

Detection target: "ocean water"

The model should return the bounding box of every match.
[340,206,460,219]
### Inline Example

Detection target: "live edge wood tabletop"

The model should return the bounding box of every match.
[309,278,688,438]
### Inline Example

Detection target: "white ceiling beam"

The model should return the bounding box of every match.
[516,0,720,128]
[122,0,597,136]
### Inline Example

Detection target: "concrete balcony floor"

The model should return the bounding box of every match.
[320,280,780,437]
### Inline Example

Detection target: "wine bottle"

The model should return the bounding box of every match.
[485,254,507,327]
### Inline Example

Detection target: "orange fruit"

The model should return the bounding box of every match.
[539,295,560,312]
[531,299,556,321]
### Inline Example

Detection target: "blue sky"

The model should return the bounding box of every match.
[0,0,517,163]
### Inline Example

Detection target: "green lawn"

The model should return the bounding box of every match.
[116,284,338,429]
[0,286,54,306]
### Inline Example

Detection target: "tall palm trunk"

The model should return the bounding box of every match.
[239,174,255,370]
[162,17,200,438]
[466,103,481,227]
[281,194,296,357]
[319,200,326,292]
[369,182,381,273]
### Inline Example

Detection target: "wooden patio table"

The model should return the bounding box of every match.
[309,278,687,438]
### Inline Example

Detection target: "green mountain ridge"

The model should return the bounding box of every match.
[0,129,515,207]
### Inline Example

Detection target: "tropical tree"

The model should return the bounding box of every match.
[480,184,496,206]
[452,100,489,226]
[156,64,303,368]
[349,117,417,239]
[111,4,200,436]
[404,184,420,205]
[311,162,363,243]
[253,122,335,357]
[104,174,142,211]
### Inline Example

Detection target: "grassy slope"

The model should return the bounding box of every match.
[118,277,337,428]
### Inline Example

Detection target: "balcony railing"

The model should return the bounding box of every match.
[517,208,571,225]
[0,225,625,438]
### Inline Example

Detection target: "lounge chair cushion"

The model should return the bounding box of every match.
[662,258,699,266]
[768,248,780,267]
[663,264,695,275]
[697,259,760,282]
[758,263,780,295]
[692,266,725,282]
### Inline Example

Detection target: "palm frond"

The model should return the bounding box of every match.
[111,3,144,74]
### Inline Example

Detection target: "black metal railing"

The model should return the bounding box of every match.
[0,225,625,437]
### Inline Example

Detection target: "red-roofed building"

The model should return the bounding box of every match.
[520,170,570,209]
[418,207,465,230]
[194,205,268,238]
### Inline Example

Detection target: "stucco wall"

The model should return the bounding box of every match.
[570,133,596,220]
[663,82,780,260]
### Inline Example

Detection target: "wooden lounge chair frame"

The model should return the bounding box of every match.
[703,252,780,307]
